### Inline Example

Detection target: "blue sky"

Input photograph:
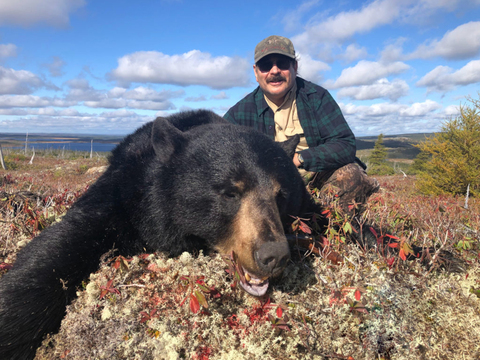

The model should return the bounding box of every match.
[0,0,479,136]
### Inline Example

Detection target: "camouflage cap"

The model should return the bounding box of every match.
[254,35,296,63]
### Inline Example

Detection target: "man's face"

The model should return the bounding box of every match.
[254,54,297,106]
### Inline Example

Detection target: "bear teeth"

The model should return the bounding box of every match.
[239,271,270,297]
[244,271,268,285]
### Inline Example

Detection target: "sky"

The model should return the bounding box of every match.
[0,0,480,137]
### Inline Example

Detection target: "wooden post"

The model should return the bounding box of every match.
[29,147,35,165]
[465,184,470,209]
[0,144,6,170]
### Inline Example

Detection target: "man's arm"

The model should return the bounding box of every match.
[223,107,238,124]
[297,89,356,172]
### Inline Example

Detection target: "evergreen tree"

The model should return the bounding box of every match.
[367,134,394,175]
[416,96,480,196]
[409,150,430,175]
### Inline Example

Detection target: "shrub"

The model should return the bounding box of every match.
[415,96,480,197]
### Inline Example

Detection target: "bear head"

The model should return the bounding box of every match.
[148,113,316,296]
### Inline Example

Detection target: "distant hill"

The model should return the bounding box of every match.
[356,133,436,160]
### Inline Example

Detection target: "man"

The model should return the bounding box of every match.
[224,35,379,215]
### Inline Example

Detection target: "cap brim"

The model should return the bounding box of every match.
[255,50,296,63]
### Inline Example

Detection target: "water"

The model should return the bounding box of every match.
[18,142,118,152]
[0,134,121,153]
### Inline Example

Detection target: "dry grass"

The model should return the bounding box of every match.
[1,153,479,360]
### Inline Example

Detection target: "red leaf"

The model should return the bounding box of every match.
[385,234,400,240]
[276,306,283,318]
[387,257,395,267]
[354,289,361,301]
[369,227,378,238]
[399,248,407,261]
[321,209,331,217]
[299,220,311,234]
[387,242,398,248]
[190,294,200,313]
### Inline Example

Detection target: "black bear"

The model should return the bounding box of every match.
[0,110,317,359]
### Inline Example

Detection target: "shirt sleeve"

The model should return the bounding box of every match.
[298,90,356,172]
[223,107,238,125]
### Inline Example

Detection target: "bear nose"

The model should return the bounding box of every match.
[254,241,290,276]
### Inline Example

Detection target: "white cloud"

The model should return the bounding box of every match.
[326,60,410,88]
[84,98,175,111]
[0,0,85,27]
[292,0,402,52]
[341,99,440,117]
[0,95,76,108]
[281,0,320,32]
[342,102,405,117]
[341,99,444,136]
[0,107,83,116]
[211,91,228,100]
[416,60,480,92]
[399,99,442,116]
[43,56,66,77]
[100,109,138,118]
[337,78,409,101]
[297,53,330,83]
[0,44,17,58]
[380,38,407,62]
[185,95,207,102]
[109,50,251,89]
[112,86,184,101]
[65,78,104,101]
[289,0,477,61]
[0,67,48,94]
[341,44,368,63]
[443,104,461,117]
[0,112,153,134]
[410,21,480,60]
[65,80,181,110]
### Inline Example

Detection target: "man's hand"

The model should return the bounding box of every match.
[293,153,302,168]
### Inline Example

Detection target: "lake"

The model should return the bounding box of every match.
[0,134,122,153]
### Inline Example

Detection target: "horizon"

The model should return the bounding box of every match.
[0,1,479,137]
[0,130,437,140]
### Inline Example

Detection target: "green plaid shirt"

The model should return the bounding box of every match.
[224,77,356,172]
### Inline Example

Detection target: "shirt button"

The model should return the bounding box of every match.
[269,125,273,129]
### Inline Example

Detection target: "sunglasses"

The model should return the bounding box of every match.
[256,57,293,73]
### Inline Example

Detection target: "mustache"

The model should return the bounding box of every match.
[267,75,286,83]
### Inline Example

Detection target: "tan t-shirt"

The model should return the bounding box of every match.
[264,82,309,175]
[264,82,308,151]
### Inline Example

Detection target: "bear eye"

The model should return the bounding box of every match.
[222,188,240,199]
[276,189,288,200]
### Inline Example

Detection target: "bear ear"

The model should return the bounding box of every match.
[151,117,187,163]
[278,135,300,159]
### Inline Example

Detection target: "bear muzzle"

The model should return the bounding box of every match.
[238,239,290,297]
[254,240,290,277]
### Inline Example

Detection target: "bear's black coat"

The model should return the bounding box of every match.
[0,110,317,359]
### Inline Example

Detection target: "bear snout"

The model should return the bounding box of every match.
[254,240,290,277]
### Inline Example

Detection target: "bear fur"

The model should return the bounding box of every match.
[0,110,317,359]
